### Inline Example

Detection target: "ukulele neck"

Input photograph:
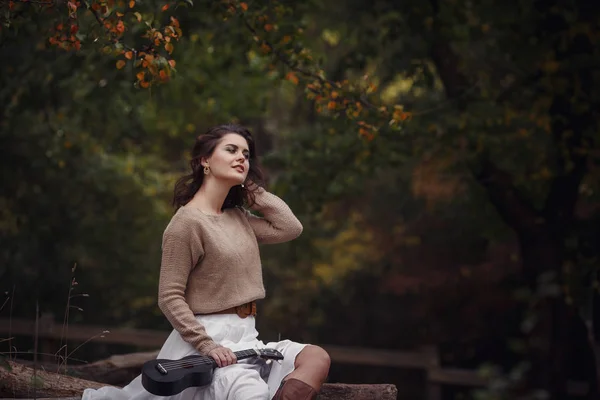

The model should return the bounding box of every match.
[233,349,259,361]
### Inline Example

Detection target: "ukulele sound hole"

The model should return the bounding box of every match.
[183,362,194,369]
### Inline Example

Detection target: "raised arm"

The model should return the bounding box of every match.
[244,187,303,244]
[157,223,220,355]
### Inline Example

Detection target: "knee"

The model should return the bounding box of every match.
[231,377,270,400]
[316,346,331,370]
[306,345,331,374]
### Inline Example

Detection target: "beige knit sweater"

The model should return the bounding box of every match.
[157,188,303,355]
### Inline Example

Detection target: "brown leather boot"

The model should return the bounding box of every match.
[272,378,318,400]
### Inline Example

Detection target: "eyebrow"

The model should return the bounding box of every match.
[225,143,249,153]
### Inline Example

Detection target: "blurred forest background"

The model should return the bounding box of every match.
[1,0,599,399]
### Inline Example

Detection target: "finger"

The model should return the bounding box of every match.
[212,352,223,368]
[211,354,221,368]
[219,352,228,367]
[222,351,232,366]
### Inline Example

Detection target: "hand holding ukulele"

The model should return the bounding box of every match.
[208,346,237,367]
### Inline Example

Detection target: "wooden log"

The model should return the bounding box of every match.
[0,383,397,400]
[318,383,398,399]
[1,359,397,399]
[0,360,109,398]
[73,350,160,385]
[13,350,160,386]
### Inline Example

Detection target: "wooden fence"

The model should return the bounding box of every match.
[0,314,589,399]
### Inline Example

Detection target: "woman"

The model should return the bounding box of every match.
[82,124,330,400]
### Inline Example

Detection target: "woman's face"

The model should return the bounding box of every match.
[204,133,250,186]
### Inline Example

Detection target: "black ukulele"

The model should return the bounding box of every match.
[141,348,284,396]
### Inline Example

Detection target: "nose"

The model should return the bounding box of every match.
[236,151,246,162]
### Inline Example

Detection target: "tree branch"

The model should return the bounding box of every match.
[428,0,470,111]
[427,0,542,235]
[239,11,379,111]
[81,0,137,53]
[473,153,542,234]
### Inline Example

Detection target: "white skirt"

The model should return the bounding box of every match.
[81,314,308,400]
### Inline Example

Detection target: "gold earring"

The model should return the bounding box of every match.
[204,166,209,175]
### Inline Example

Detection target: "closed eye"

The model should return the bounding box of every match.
[225,145,250,159]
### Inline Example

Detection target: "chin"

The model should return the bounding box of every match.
[226,174,246,186]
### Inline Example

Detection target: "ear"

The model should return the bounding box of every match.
[200,156,209,167]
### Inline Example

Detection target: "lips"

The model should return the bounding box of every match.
[233,166,245,173]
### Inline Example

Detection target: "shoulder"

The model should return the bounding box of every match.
[161,208,206,257]
[163,207,203,239]
[229,205,254,220]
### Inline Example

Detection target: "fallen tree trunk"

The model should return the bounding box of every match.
[1,359,398,399]
[2,383,398,400]
[0,361,109,398]
[74,350,160,385]
[13,350,160,386]
[318,383,398,399]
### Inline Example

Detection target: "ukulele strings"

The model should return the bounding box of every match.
[161,358,213,370]
[159,351,258,370]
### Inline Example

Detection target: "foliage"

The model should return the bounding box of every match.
[258,0,600,394]
[0,0,281,325]
[1,0,599,397]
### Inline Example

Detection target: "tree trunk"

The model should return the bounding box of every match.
[425,0,598,395]
[518,233,567,397]
[12,350,161,386]
[0,360,108,399]
[0,358,398,400]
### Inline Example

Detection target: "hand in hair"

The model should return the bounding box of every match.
[244,179,260,191]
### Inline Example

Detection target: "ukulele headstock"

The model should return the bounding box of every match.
[256,348,284,361]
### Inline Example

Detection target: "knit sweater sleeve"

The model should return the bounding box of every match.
[244,187,303,244]
[157,218,221,355]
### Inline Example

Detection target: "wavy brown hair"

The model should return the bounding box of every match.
[172,124,265,210]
